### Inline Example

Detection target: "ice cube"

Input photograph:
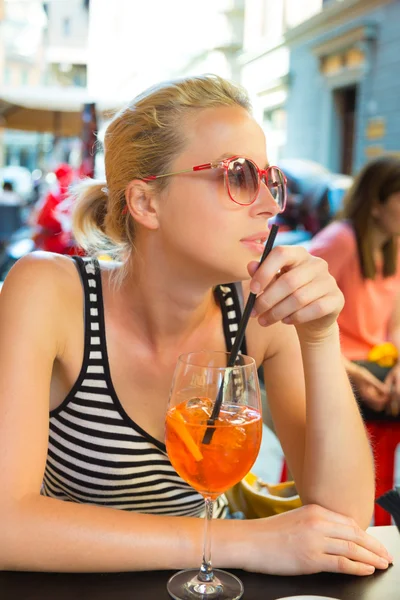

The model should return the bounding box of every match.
[184,397,214,422]
[187,397,211,409]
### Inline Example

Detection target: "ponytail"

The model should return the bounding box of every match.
[72,179,132,261]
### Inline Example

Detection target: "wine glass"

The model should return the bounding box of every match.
[165,351,262,600]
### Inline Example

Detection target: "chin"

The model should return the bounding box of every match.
[216,265,251,285]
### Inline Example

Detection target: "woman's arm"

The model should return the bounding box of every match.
[299,325,375,528]
[262,323,374,529]
[250,246,375,529]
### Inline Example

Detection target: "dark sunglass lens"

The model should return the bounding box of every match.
[267,167,286,210]
[227,158,258,204]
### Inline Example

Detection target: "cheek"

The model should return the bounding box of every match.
[163,180,230,237]
[386,207,400,228]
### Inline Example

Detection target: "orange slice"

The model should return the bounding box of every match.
[169,411,203,462]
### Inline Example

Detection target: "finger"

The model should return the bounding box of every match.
[314,510,393,562]
[325,543,388,571]
[252,263,325,317]
[276,294,339,326]
[321,555,375,576]
[249,246,311,294]
[324,538,390,570]
[256,281,325,326]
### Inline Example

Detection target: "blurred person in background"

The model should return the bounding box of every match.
[32,163,83,255]
[0,181,23,206]
[310,156,400,419]
[0,75,390,576]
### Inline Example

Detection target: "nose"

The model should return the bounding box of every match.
[255,179,280,218]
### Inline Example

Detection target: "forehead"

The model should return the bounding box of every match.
[180,105,267,165]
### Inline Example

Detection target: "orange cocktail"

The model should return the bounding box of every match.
[165,397,262,498]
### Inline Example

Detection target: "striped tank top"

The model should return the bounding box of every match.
[42,257,248,517]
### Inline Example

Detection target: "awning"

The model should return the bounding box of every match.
[0,86,120,136]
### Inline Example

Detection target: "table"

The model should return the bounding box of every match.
[0,526,398,600]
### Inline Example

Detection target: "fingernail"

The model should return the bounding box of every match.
[388,554,394,564]
[366,565,375,574]
[258,316,268,327]
[378,558,389,568]
[250,308,257,317]
[250,281,261,295]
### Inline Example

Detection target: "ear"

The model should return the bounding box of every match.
[125,180,160,230]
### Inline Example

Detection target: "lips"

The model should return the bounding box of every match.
[240,231,269,255]
[240,232,269,244]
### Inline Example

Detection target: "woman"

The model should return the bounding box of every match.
[310,157,400,418]
[0,75,391,575]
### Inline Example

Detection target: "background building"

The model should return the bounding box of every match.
[240,0,323,165]
[240,0,400,175]
[0,0,89,171]
[284,0,400,174]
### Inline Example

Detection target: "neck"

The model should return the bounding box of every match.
[115,239,219,351]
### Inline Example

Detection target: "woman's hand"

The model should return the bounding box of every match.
[248,245,344,340]
[242,504,392,576]
[347,363,390,412]
[384,364,400,416]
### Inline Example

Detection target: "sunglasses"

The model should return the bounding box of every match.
[143,156,287,212]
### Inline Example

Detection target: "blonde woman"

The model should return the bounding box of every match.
[0,75,391,575]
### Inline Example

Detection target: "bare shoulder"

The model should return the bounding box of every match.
[1,252,79,298]
[0,253,82,354]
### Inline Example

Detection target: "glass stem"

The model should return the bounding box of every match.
[198,497,215,582]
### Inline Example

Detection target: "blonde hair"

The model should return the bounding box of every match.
[72,74,251,264]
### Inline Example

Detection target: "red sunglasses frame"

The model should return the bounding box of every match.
[123,156,287,214]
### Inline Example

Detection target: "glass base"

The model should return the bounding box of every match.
[167,568,244,600]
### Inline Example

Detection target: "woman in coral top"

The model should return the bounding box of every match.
[310,156,400,418]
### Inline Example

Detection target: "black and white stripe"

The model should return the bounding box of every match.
[42,258,246,518]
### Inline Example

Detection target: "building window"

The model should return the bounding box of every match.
[21,69,29,86]
[5,147,12,166]
[4,66,11,85]
[19,148,29,168]
[63,17,71,36]
[263,107,287,163]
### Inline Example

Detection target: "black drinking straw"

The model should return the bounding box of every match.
[202,224,279,445]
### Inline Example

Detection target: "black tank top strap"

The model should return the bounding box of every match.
[71,255,106,375]
[215,282,248,356]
